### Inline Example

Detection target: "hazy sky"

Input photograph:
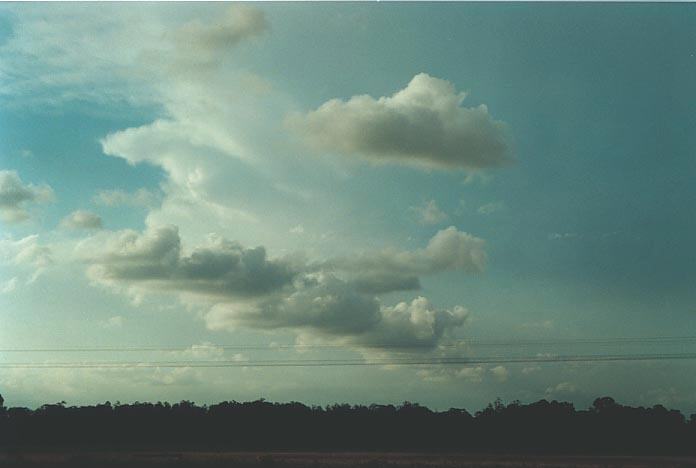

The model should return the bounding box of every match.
[1,3,695,412]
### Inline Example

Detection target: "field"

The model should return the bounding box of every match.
[2,452,696,468]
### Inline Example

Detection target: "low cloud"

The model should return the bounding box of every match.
[326,226,486,277]
[409,200,448,225]
[0,170,54,223]
[546,381,577,396]
[93,188,160,208]
[288,73,512,171]
[81,225,296,299]
[477,201,505,215]
[83,225,481,350]
[0,277,18,294]
[490,365,509,382]
[60,210,103,230]
[0,235,53,283]
[101,315,125,329]
[548,232,579,241]
[206,280,468,349]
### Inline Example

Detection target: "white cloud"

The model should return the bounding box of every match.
[0,234,53,283]
[545,381,577,396]
[93,188,160,208]
[490,365,509,382]
[101,315,124,329]
[0,277,18,294]
[60,210,103,230]
[548,232,579,240]
[0,170,54,223]
[356,296,468,348]
[456,366,485,383]
[289,224,305,235]
[288,73,512,170]
[477,201,505,215]
[462,172,493,185]
[409,200,448,225]
[0,235,53,268]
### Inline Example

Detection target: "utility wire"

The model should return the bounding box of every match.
[2,352,696,369]
[2,335,696,353]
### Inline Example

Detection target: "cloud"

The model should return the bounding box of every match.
[0,277,18,294]
[101,315,124,329]
[355,296,468,348]
[93,188,160,208]
[170,5,267,68]
[0,170,54,223]
[477,201,505,215]
[81,225,296,299]
[288,73,512,170]
[60,210,103,230]
[82,225,479,350]
[326,226,486,277]
[206,279,468,349]
[409,200,448,225]
[548,232,579,240]
[545,381,577,396]
[490,365,509,382]
[1,5,268,107]
[206,272,382,335]
[0,235,53,268]
[289,224,304,235]
[0,234,53,282]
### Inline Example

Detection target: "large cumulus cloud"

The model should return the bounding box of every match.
[82,225,481,349]
[205,276,468,349]
[287,73,513,170]
[81,226,296,298]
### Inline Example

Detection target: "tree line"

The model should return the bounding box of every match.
[0,395,694,453]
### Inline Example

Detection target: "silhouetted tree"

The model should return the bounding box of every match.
[0,396,694,454]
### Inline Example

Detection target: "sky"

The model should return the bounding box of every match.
[1,2,696,413]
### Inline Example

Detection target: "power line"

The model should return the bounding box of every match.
[2,335,696,353]
[2,352,696,369]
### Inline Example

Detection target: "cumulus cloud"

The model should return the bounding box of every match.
[0,170,54,223]
[82,225,479,350]
[80,225,296,299]
[93,188,160,208]
[490,365,509,382]
[477,201,505,215]
[288,73,512,170]
[355,296,468,348]
[327,226,486,294]
[409,200,448,225]
[206,273,382,335]
[60,210,103,230]
[206,279,468,349]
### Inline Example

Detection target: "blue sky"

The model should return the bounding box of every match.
[1,3,695,412]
